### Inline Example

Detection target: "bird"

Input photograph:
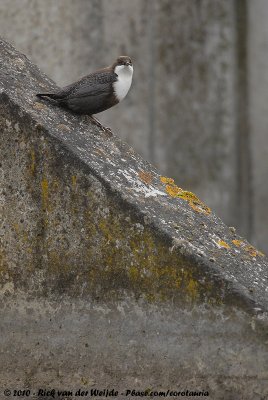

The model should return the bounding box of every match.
[36,56,133,135]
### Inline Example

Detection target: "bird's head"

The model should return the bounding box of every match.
[113,56,133,75]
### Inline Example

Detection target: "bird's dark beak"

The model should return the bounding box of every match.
[125,62,131,66]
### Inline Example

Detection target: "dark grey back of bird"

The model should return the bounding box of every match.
[37,69,119,115]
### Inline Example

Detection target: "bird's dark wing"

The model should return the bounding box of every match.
[57,70,118,100]
[36,69,119,115]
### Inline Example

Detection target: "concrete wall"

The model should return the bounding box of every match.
[248,0,268,256]
[1,38,268,398]
[2,0,266,254]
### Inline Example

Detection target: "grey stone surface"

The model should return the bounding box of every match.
[0,296,268,399]
[248,0,268,254]
[1,0,257,250]
[152,0,239,233]
[1,38,268,397]
[0,0,103,86]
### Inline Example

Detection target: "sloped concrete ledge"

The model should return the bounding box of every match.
[1,39,268,397]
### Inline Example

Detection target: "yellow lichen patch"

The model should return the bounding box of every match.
[128,266,140,281]
[232,239,243,247]
[187,278,199,300]
[98,218,115,243]
[72,175,77,188]
[165,184,182,197]
[217,240,230,249]
[245,244,265,258]
[145,293,157,303]
[94,213,213,304]
[138,170,153,185]
[177,190,211,215]
[232,239,265,257]
[160,176,211,215]
[41,178,49,211]
[160,176,174,185]
[190,201,211,215]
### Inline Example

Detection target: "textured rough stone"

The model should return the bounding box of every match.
[2,0,267,253]
[0,0,242,233]
[248,0,268,254]
[153,0,237,227]
[1,39,268,397]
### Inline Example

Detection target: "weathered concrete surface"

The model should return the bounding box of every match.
[248,0,268,255]
[1,39,268,397]
[1,297,268,399]
[1,0,258,248]
[0,0,103,86]
[151,0,238,230]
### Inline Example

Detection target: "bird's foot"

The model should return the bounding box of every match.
[89,116,113,137]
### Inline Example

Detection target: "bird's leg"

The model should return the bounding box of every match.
[89,115,113,137]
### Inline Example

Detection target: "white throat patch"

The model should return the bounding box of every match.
[114,65,133,102]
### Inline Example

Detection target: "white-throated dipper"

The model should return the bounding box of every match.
[36,56,133,135]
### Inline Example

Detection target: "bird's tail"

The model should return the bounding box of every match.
[36,93,59,100]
